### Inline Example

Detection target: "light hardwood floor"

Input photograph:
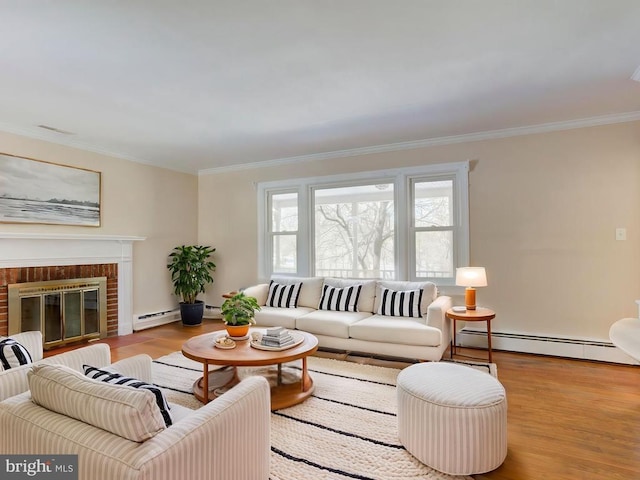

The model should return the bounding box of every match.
[50,320,640,480]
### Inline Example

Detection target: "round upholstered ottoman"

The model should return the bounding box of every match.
[397,362,507,475]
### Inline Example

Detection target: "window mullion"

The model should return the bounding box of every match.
[299,185,311,277]
[396,174,408,281]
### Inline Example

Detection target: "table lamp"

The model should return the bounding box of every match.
[455,267,487,310]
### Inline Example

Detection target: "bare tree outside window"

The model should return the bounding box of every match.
[270,192,298,273]
[314,184,394,278]
[413,180,454,278]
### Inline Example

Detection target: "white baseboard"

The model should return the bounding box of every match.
[457,327,639,365]
[133,306,222,331]
[133,310,180,331]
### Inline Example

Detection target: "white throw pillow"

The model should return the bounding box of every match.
[28,364,166,442]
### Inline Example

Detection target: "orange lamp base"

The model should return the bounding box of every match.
[465,287,477,310]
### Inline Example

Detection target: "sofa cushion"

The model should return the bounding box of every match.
[323,278,377,313]
[254,306,315,329]
[318,284,362,312]
[0,338,33,370]
[374,281,437,316]
[271,276,324,308]
[296,310,371,338]
[376,287,423,318]
[28,364,166,442]
[83,365,172,427]
[349,315,442,347]
[266,280,302,308]
[242,283,269,305]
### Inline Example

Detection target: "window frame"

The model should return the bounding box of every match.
[408,174,458,281]
[311,178,397,280]
[257,161,469,288]
[268,190,300,275]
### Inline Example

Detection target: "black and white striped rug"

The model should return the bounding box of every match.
[152,352,476,480]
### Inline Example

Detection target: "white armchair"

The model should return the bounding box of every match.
[0,331,111,402]
[609,300,640,362]
[0,353,271,480]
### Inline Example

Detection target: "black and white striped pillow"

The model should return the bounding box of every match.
[318,284,362,312]
[83,365,173,427]
[0,338,33,370]
[267,281,302,308]
[377,287,423,318]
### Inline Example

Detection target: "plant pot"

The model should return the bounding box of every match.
[180,301,204,326]
[225,324,250,338]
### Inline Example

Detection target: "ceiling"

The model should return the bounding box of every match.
[1,1,639,175]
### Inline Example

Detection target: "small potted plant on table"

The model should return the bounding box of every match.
[167,245,216,326]
[220,292,261,338]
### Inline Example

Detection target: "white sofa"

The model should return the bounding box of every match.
[243,277,452,361]
[0,332,271,480]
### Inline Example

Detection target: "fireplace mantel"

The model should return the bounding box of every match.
[0,233,145,335]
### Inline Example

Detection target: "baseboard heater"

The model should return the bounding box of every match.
[133,305,223,331]
[133,309,180,331]
[457,327,638,365]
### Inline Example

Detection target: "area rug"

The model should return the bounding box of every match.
[152,353,488,480]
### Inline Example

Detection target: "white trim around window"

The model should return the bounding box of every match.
[257,160,469,287]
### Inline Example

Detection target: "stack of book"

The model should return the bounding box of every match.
[261,326,295,348]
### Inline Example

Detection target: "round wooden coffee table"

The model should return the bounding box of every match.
[181,329,319,410]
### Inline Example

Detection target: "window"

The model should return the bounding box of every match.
[268,191,298,274]
[410,179,454,279]
[258,161,468,286]
[314,183,395,278]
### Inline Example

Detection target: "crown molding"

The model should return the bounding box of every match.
[0,122,195,175]
[199,110,640,176]
[1,110,639,178]
[0,232,146,242]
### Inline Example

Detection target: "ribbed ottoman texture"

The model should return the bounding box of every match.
[397,362,507,475]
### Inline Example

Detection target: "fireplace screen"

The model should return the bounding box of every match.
[8,277,107,348]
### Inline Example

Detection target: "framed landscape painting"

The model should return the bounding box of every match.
[0,153,101,227]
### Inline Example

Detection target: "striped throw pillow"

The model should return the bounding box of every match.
[0,338,33,370]
[30,364,165,442]
[267,281,302,308]
[318,284,362,312]
[376,287,423,318]
[84,365,173,427]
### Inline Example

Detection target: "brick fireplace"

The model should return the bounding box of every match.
[0,264,118,338]
[0,233,144,340]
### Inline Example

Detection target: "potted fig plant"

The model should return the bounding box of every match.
[167,245,216,326]
[220,292,261,338]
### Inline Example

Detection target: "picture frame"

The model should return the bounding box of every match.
[0,152,101,227]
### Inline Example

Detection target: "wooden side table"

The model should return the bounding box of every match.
[446,307,496,363]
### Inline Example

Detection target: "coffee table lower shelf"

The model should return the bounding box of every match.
[192,364,315,411]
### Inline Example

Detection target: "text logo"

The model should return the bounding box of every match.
[0,456,77,480]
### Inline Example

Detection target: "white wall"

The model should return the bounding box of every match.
[0,131,198,316]
[3,120,638,346]
[198,121,640,343]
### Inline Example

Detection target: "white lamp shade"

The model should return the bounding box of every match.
[455,267,487,287]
